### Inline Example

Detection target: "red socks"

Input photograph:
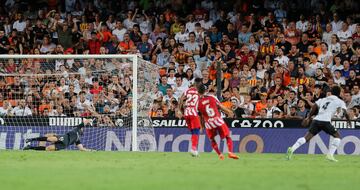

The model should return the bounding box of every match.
[211,140,221,155]
[226,136,234,153]
[191,134,199,151]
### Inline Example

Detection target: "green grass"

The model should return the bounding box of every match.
[0,151,359,190]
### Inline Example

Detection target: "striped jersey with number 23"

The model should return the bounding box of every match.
[183,87,199,117]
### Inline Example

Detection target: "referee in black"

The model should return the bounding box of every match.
[24,118,93,151]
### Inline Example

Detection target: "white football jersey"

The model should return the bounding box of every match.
[314,95,347,122]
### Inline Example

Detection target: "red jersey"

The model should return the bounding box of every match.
[183,87,199,117]
[198,94,225,129]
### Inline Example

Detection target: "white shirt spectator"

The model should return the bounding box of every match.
[199,19,213,30]
[257,69,266,79]
[11,106,32,116]
[4,23,11,36]
[12,20,26,32]
[333,76,346,85]
[349,23,357,34]
[76,99,92,111]
[331,20,343,33]
[48,110,66,116]
[309,62,324,70]
[139,20,152,34]
[123,19,136,29]
[329,43,340,54]
[112,28,127,42]
[174,32,189,43]
[330,64,344,73]
[296,20,308,32]
[173,84,189,99]
[85,76,93,85]
[194,30,205,44]
[40,43,56,54]
[266,106,282,118]
[337,29,352,42]
[318,51,333,65]
[163,94,178,103]
[322,31,334,45]
[186,21,196,33]
[106,21,116,30]
[167,77,176,88]
[184,41,200,53]
[275,55,289,67]
[0,106,11,116]
[58,85,69,93]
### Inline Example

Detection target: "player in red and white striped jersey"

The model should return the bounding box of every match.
[179,79,202,157]
[197,84,239,160]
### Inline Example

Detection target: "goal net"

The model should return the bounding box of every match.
[0,54,158,151]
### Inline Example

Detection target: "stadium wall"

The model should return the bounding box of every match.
[0,117,359,155]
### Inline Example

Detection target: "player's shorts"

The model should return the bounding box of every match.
[205,123,230,140]
[184,115,201,130]
[308,120,338,136]
[54,135,69,151]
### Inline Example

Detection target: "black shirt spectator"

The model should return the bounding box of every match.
[0,29,10,54]
[297,34,311,53]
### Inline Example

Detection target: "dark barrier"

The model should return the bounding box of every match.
[152,117,360,129]
[1,116,359,129]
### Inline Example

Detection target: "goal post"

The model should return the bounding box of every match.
[0,54,158,151]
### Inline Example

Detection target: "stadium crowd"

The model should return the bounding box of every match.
[0,0,359,122]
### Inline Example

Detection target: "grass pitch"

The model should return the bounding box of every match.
[0,151,359,190]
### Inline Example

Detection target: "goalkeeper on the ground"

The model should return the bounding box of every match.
[23,118,93,151]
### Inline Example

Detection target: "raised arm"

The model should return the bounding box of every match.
[72,18,78,33]
[178,94,185,112]
[131,8,139,21]
[301,104,318,127]
[306,104,319,120]
[218,103,234,118]
[342,108,352,127]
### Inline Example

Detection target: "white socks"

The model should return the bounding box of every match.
[328,138,341,156]
[291,137,306,152]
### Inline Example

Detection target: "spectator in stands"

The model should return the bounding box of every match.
[0,0,358,121]
[0,100,12,116]
[230,97,245,118]
[296,99,309,118]
[265,98,282,118]
[11,99,32,116]
[118,33,135,54]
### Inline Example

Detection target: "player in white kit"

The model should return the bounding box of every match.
[286,86,351,162]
